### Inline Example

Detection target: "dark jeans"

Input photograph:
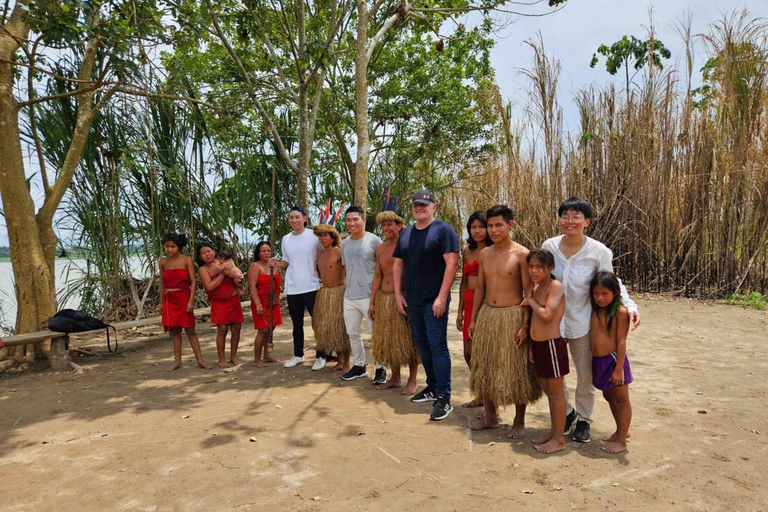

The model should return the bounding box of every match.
[287,291,327,359]
[407,301,451,399]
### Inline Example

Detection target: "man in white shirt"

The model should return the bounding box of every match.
[542,197,641,444]
[339,206,386,382]
[271,206,328,369]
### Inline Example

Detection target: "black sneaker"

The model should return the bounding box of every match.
[429,396,453,421]
[341,365,368,381]
[563,409,577,436]
[410,387,437,403]
[372,367,387,385]
[572,420,591,443]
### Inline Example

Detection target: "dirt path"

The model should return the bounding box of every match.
[1,293,767,511]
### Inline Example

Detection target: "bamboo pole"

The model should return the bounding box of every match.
[268,163,276,345]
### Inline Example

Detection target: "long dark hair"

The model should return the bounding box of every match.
[253,241,272,262]
[162,232,187,250]
[466,210,493,250]
[590,271,622,332]
[195,242,215,267]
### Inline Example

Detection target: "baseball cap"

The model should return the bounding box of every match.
[412,189,435,205]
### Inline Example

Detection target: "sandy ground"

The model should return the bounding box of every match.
[1,292,767,511]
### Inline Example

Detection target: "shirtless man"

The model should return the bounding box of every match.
[369,211,419,395]
[468,204,541,438]
[313,225,351,373]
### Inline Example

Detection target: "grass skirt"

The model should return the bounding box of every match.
[313,285,350,353]
[372,291,419,368]
[469,304,542,406]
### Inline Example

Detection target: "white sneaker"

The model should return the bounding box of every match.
[311,357,326,371]
[283,356,305,368]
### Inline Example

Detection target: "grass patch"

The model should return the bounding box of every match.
[724,291,766,310]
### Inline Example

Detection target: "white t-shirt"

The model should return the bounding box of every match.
[340,232,382,300]
[281,229,321,295]
[542,235,638,339]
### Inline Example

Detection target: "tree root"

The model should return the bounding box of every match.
[70,347,99,357]
[68,359,85,374]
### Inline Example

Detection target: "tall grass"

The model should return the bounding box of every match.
[453,11,768,297]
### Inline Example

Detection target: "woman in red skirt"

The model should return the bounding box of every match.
[248,241,283,367]
[160,233,211,371]
[197,243,245,368]
[456,211,492,406]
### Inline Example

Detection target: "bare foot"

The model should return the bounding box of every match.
[602,431,631,442]
[468,414,501,431]
[535,438,566,454]
[264,355,279,363]
[401,382,418,395]
[462,397,483,408]
[166,360,182,372]
[230,356,242,366]
[601,440,628,454]
[337,365,351,376]
[326,362,344,373]
[507,424,526,439]
[532,432,553,444]
[197,361,213,370]
[217,360,231,368]
[253,360,267,368]
[377,377,402,390]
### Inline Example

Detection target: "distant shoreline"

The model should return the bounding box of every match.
[0,257,87,263]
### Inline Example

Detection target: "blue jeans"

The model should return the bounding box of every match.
[407,301,451,399]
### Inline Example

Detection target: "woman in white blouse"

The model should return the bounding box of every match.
[542,197,641,444]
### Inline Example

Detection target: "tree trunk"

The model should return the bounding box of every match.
[0,38,56,368]
[296,86,311,209]
[0,4,103,369]
[353,0,371,210]
[296,66,326,211]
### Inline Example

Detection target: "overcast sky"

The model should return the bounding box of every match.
[491,0,768,129]
[1,0,766,248]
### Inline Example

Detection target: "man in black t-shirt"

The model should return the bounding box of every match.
[393,190,460,421]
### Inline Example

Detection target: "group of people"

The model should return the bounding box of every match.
[159,191,639,454]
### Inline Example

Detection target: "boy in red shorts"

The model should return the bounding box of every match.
[522,248,568,454]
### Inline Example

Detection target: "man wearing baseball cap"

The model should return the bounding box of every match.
[393,189,460,421]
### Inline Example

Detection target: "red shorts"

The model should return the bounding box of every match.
[531,337,569,379]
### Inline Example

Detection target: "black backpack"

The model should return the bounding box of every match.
[47,309,118,353]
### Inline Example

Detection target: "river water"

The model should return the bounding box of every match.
[0,258,149,333]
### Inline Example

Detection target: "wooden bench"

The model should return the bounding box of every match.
[2,301,250,371]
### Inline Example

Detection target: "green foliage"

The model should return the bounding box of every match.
[691,57,719,108]
[167,0,348,209]
[590,35,671,74]
[692,37,767,113]
[22,0,166,79]
[589,35,671,98]
[319,16,501,214]
[724,291,766,310]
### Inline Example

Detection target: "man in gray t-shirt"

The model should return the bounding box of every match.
[342,234,379,299]
[339,206,385,382]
